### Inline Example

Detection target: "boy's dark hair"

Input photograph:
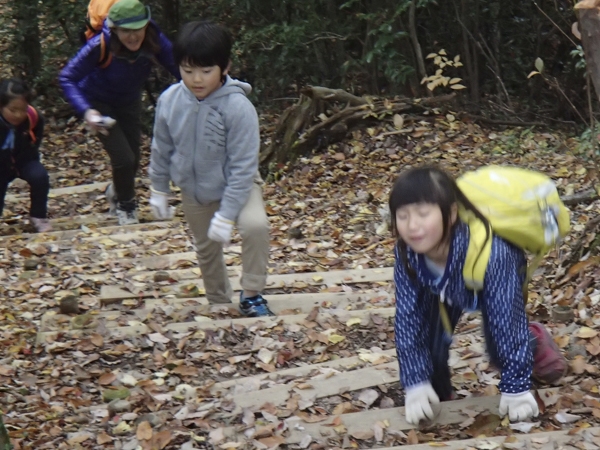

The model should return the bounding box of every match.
[0,78,33,108]
[388,166,490,271]
[174,21,232,71]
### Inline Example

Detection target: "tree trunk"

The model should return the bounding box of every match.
[458,0,480,105]
[408,0,429,96]
[12,0,42,79]
[576,0,600,101]
[161,0,179,37]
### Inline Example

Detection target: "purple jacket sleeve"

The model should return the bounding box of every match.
[155,30,180,81]
[59,39,104,116]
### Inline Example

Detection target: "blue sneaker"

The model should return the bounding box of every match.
[239,293,275,317]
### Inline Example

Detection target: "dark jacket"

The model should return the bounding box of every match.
[59,21,180,116]
[393,222,533,394]
[0,109,44,179]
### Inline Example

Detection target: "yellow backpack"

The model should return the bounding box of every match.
[438,166,570,334]
[457,165,570,290]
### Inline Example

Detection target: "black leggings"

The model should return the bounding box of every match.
[93,97,142,204]
[0,160,49,218]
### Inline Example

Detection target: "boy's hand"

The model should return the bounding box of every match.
[405,382,441,425]
[208,213,234,244]
[149,188,174,220]
[499,391,539,421]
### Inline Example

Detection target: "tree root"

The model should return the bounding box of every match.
[260,86,456,166]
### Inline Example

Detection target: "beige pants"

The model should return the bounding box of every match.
[182,183,270,304]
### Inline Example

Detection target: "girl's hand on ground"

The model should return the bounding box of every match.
[499,391,539,421]
[405,381,441,425]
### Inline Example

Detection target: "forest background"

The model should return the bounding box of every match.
[4,0,590,140]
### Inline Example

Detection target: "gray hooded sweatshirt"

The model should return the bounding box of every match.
[149,76,260,222]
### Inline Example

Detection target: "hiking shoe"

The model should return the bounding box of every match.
[529,321,568,384]
[239,293,275,317]
[31,217,52,233]
[116,199,139,225]
[105,183,118,216]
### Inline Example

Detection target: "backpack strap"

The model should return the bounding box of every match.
[98,33,112,68]
[26,105,38,143]
[459,207,493,292]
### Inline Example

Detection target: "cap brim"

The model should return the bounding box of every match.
[118,19,149,29]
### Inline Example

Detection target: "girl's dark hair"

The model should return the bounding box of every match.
[0,78,33,108]
[110,23,160,57]
[174,21,232,71]
[388,166,490,270]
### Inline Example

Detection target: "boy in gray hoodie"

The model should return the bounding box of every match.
[149,21,273,317]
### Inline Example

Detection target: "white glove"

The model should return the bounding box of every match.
[207,213,234,244]
[84,109,115,135]
[499,391,539,421]
[149,188,174,220]
[405,382,441,425]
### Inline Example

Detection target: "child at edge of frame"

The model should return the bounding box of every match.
[0,78,51,233]
[389,165,568,425]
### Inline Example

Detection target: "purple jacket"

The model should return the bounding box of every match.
[59,21,180,116]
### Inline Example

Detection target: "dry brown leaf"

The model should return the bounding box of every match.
[172,365,198,376]
[97,432,113,444]
[90,333,104,347]
[136,421,153,441]
[98,372,116,385]
[351,430,374,440]
[258,436,285,448]
[571,355,587,374]
[153,430,173,449]
[407,429,419,445]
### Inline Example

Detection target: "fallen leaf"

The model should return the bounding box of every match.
[97,432,113,444]
[148,333,170,344]
[577,327,599,339]
[328,334,345,344]
[153,430,173,449]
[98,372,116,385]
[346,317,362,327]
[554,410,581,423]
[137,421,153,441]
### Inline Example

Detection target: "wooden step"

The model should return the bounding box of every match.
[368,426,600,450]
[1,219,187,243]
[36,306,396,343]
[5,180,110,202]
[41,290,394,332]
[227,387,561,444]
[100,267,394,301]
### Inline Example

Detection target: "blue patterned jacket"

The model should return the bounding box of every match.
[393,222,533,394]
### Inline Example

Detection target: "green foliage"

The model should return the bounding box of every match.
[575,127,600,158]
[422,50,465,92]
[2,0,588,119]
[571,45,586,72]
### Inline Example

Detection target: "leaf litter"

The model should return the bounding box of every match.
[0,110,600,448]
